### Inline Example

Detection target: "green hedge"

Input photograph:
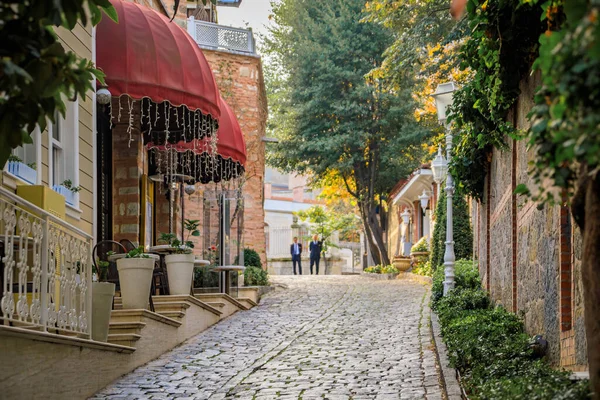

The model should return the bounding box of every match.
[433,260,590,399]
[243,248,262,268]
[244,266,269,286]
[431,190,473,270]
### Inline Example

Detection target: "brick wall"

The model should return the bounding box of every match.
[183,50,268,267]
[473,72,587,368]
[112,97,145,244]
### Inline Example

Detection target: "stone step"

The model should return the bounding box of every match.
[237,297,258,308]
[152,301,191,313]
[108,321,146,335]
[107,333,142,348]
[156,310,186,321]
[206,302,226,309]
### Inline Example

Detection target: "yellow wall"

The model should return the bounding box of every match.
[56,23,95,235]
[1,22,95,237]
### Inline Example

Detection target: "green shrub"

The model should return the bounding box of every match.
[431,190,473,270]
[411,236,429,253]
[381,264,399,274]
[244,266,269,286]
[364,265,382,274]
[364,264,398,274]
[412,259,433,277]
[433,267,590,399]
[238,248,262,268]
[432,259,481,307]
[194,266,219,289]
[474,363,590,400]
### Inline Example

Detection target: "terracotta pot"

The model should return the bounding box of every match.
[117,258,154,309]
[410,251,430,267]
[92,282,115,342]
[165,253,195,295]
[393,256,411,272]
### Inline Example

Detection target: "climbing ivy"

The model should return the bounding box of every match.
[447,0,545,200]
[525,1,600,202]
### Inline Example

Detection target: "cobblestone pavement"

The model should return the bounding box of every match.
[91,275,442,400]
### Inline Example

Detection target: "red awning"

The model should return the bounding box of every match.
[97,0,221,118]
[146,96,246,183]
[216,97,246,166]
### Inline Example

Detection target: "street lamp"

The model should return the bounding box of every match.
[418,190,431,214]
[432,81,457,296]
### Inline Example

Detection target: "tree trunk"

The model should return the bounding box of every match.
[359,202,390,266]
[360,211,381,266]
[571,163,600,399]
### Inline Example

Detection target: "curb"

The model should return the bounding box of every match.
[360,272,399,280]
[398,272,433,285]
[430,311,464,400]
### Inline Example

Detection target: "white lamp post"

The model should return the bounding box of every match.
[400,208,411,256]
[432,81,458,295]
[418,190,430,214]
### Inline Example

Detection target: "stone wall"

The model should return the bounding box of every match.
[268,256,346,276]
[472,72,587,369]
[184,50,268,266]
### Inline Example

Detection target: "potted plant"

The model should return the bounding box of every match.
[92,258,115,342]
[116,246,154,309]
[52,179,81,206]
[160,219,200,295]
[7,154,37,184]
[410,236,430,268]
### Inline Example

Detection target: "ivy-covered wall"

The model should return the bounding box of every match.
[473,73,587,369]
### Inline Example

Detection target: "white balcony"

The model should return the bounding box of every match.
[188,17,256,55]
[0,186,92,338]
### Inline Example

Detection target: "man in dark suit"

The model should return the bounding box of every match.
[290,236,303,275]
[309,234,322,275]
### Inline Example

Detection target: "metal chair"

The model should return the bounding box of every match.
[92,240,126,292]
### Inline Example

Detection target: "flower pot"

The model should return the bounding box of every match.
[116,258,154,309]
[410,251,429,266]
[165,253,195,295]
[393,256,411,272]
[52,185,76,206]
[8,161,37,184]
[92,282,115,342]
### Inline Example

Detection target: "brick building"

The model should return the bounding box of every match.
[105,1,267,264]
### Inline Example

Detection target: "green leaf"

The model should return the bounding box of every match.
[514,184,530,196]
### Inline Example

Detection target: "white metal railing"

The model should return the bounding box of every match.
[266,226,311,258]
[188,17,256,55]
[0,186,92,338]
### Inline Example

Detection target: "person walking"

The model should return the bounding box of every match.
[290,236,303,275]
[309,234,322,275]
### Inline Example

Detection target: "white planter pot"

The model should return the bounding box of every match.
[116,258,154,309]
[92,282,115,342]
[165,254,195,295]
[52,185,76,206]
[8,161,37,184]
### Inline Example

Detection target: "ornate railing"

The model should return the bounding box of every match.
[0,186,92,338]
[187,18,256,55]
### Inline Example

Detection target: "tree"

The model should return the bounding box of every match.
[0,0,116,169]
[430,189,473,270]
[265,0,430,266]
[296,205,360,273]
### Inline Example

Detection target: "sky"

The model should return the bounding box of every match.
[217,0,274,45]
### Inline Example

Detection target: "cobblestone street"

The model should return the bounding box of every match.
[92,276,442,400]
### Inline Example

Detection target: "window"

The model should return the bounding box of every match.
[8,128,41,185]
[49,100,79,208]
